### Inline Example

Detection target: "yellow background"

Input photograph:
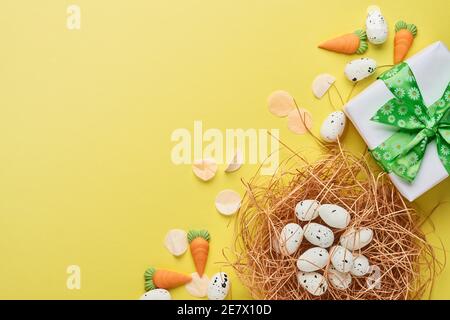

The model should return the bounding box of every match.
[0,0,449,299]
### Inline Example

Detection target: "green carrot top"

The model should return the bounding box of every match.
[144,267,157,291]
[395,21,418,37]
[354,29,368,54]
[354,29,367,41]
[187,230,210,243]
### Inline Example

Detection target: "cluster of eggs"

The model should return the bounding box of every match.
[275,200,374,296]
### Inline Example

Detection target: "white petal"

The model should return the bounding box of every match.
[215,189,241,216]
[225,150,243,173]
[185,272,210,298]
[164,229,188,256]
[312,74,336,99]
[192,158,218,181]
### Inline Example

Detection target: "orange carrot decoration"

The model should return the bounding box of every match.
[318,30,368,55]
[394,21,417,64]
[188,230,210,277]
[144,267,192,291]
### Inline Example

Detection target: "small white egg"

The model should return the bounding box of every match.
[207,272,230,300]
[295,199,320,221]
[366,6,388,45]
[297,272,328,296]
[304,223,334,248]
[279,223,303,255]
[318,204,351,229]
[330,245,354,273]
[297,247,329,272]
[344,58,377,82]
[327,266,352,290]
[140,289,172,300]
[320,111,346,143]
[351,255,371,277]
[340,227,374,250]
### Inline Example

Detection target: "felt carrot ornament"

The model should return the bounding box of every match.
[394,21,417,64]
[144,267,192,291]
[318,30,368,55]
[188,229,210,277]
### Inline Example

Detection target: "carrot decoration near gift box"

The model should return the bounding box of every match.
[188,229,210,277]
[144,267,192,291]
[318,30,368,55]
[394,21,418,63]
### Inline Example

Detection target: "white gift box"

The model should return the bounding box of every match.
[345,41,450,202]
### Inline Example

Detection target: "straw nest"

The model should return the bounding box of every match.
[228,145,440,300]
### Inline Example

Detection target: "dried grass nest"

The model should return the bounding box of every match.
[228,145,442,300]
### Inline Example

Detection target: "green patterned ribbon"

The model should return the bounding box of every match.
[370,62,450,183]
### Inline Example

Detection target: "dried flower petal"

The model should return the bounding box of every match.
[225,150,243,173]
[185,272,209,298]
[312,74,336,99]
[164,229,188,256]
[215,189,241,216]
[268,90,295,117]
[192,158,218,181]
[287,108,313,134]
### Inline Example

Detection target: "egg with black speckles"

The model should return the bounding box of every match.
[320,111,346,143]
[297,272,328,296]
[207,272,230,300]
[330,245,354,273]
[295,199,320,221]
[139,289,172,300]
[366,6,388,45]
[304,223,334,248]
[327,265,352,290]
[344,58,377,82]
[279,223,303,255]
[340,227,374,250]
[297,247,329,272]
[351,255,371,276]
[318,204,351,229]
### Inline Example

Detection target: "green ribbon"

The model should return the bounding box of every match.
[370,62,450,183]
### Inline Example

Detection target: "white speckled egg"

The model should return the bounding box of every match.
[366,6,388,44]
[344,58,377,82]
[295,199,320,221]
[320,111,346,143]
[140,289,172,300]
[297,247,329,272]
[279,223,303,255]
[340,227,374,250]
[304,223,334,248]
[330,245,354,273]
[297,272,328,296]
[318,204,350,229]
[207,272,230,300]
[327,266,352,290]
[351,255,371,277]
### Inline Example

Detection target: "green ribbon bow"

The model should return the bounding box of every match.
[370,62,450,183]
